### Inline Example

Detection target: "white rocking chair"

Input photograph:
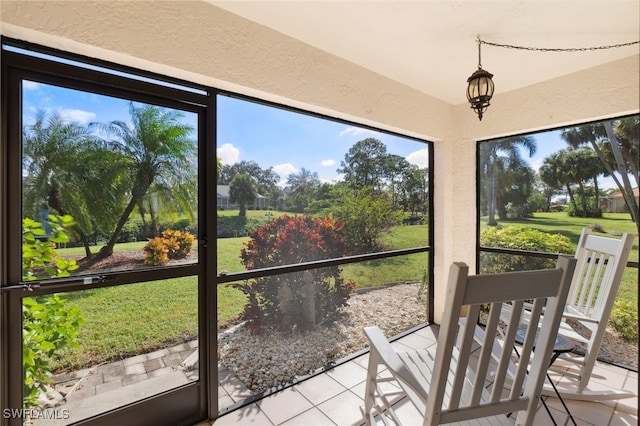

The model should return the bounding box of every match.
[363,256,576,426]
[500,228,635,401]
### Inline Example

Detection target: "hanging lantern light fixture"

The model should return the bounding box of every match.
[466,38,494,121]
[464,37,639,120]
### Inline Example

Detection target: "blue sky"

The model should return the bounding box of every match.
[22,80,621,189]
[216,95,429,185]
[520,130,619,190]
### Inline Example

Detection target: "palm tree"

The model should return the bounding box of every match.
[614,116,639,181]
[479,136,536,226]
[229,174,257,217]
[93,103,196,258]
[22,110,100,256]
[565,148,604,216]
[216,157,223,181]
[286,168,320,212]
[540,150,578,212]
[562,118,639,228]
[139,173,197,237]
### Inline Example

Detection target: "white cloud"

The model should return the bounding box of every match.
[406,148,429,168]
[23,81,40,90]
[339,127,379,138]
[321,159,336,167]
[273,163,298,187]
[529,158,544,173]
[58,108,97,125]
[274,163,297,178]
[217,143,240,165]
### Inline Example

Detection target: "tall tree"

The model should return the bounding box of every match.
[286,168,320,213]
[496,158,536,220]
[479,136,536,225]
[540,150,578,212]
[216,157,223,181]
[220,160,279,208]
[566,148,605,216]
[93,103,195,258]
[337,138,389,191]
[398,165,429,217]
[562,117,639,230]
[22,110,104,256]
[229,173,257,217]
[384,154,412,208]
[139,172,197,237]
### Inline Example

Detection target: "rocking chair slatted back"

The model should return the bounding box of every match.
[363,255,576,425]
[498,228,635,400]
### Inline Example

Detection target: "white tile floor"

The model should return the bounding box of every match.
[208,325,638,426]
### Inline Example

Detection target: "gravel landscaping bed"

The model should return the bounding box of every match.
[218,282,637,394]
[218,282,428,393]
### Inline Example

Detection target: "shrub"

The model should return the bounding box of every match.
[234,215,355,333]
[329,186,403,254]
[143,237,170,265]
[567,203,602,218]
[217,215,265,238]
[142,230,195,265]
[118,220,141,243]
[171,218,197,234]
[162,229,195,259]
[609,301,638,341]
[22,215,83,407]
[480,226,573,273]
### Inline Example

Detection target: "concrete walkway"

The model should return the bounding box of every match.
[35,340,202,424]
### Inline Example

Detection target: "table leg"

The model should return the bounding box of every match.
[546,353,577,426]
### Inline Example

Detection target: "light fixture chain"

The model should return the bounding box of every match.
[480,39,639,52]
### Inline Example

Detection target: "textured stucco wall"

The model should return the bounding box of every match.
[433,55,640,322]
[0,1,451,139]
[1,1,639,326]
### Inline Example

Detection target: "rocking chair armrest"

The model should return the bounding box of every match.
[364,326,427,398]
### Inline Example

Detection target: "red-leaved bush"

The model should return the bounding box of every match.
[233,214,355,334]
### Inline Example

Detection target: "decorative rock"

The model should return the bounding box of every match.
[218,282,428,394]
[37,385,64,408]
[179,349,199,371]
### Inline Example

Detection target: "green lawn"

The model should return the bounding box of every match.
[50,212,637,372]
[52,277,198,371]
[217,236,249,273]
[57,240,150,257]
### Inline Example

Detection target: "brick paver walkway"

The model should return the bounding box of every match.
[51,339,200,404]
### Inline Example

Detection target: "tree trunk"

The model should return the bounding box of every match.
[487,163,498,226]
[75,225,93,258]
[47,186,93,257]
[565,184,577,213]
[149,198,159,237]
[593,177,600,213]
[98,195,139,258]
[302,271,316,330]
[603,122,639,230]
[278,280,292,330]
[138,200,149,235]
[578,181,588,216]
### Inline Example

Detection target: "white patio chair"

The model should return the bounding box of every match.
[500,228,635,401]
[362,255,576,426]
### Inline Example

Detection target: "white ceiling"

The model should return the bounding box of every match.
[212,1,640,105]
